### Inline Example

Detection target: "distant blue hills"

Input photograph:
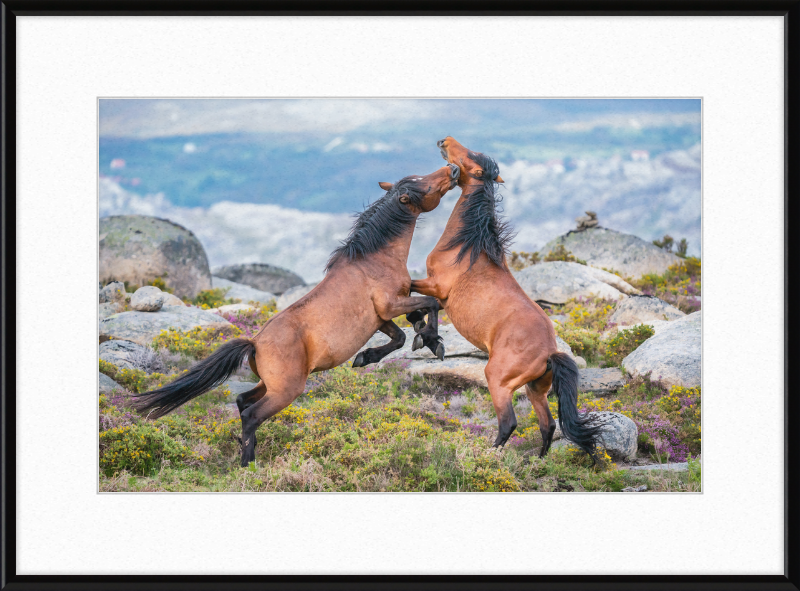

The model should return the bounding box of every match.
[99,121,700,214]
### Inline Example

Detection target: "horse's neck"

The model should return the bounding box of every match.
[437,185,480,249]
[382,219,418,264]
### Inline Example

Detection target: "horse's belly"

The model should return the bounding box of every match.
[309,315,384,372]
[443,299,490,354]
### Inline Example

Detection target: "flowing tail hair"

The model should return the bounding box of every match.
[549,351,601,461]
[132,338,256,419]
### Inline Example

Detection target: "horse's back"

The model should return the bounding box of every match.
[256,267,385,372]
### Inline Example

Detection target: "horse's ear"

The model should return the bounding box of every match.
[379,182,393,191]
[398,194,410,204]
[496,175,505,183]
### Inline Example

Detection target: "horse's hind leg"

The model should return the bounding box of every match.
[240,372,306,467]
[353,321,406,368]
[484,361,519,447]
[525,371,556,458]
[235,381,267,416]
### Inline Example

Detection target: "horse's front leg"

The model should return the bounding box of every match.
[408,277,447,334]
[381,295,444,360]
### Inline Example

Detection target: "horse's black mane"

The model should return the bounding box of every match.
[443,151,515,269]
[325,176,428,272]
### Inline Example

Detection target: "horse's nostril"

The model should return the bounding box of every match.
[437,139,446,148]
[449,164,460,178]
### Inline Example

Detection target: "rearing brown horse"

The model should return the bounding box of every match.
[133,163,459,466]
[409,137,599,459]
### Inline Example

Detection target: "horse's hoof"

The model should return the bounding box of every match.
[414,320,426,332]
[352,352,365,368]
[412,334,423,351]
[435,342,445,361]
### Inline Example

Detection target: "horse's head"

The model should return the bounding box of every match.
[378,163,460,213]
[436,137,504,187]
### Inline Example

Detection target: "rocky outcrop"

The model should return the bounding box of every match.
[552,411,638,461]
[211,263,304,295]
[513,261,639,304]
[99,372,123,393]
[99,281,126,304]
[99,339,149,370]
[574,210,599,231]
[99,306,233,346]
[592,411,638,461]
[99,215,212,298]
[540,227,681,277]
[161,293,185,307]
[99,302,124,320]
[276,283,319,311]
[608,295,685,326]
[622,311,701,388]
[578,368,625,395]
[130,286,165,312]
[211,277,275,305]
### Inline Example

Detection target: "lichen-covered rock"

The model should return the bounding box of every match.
[609,295,685,326]
[99,372,124,394]
[513,261,638,304]
[276,283,318,310]
[540,227,681,277]
[578,367,625,395]
[99,215,211,299]
[590,411,638,461]
[622,311,701,388]
[99,306,233,346]
[211,277,275,305]
[99,339,150,370]
[161,292,186,307]
[99,302,124,320]
[130,286,165,312]
[99,281,126,304]
[212,263,304,295]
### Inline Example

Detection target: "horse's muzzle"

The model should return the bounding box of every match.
[438,138,448,160]
[448,163,460,179]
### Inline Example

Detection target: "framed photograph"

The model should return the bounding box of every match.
[3,3,796,589]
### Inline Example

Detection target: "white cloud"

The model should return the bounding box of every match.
[100,145,701,284]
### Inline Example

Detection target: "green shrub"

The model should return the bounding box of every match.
[543,244,586,265]
[687,456,701,484]
[603,325,654,366]
[555,325,602,363]
[509,251,540,271]
[559,296,616,331]
[190,287,239,309]
[99,423,199,476]
[99,359,177,393]
[627,257,701,313]
[151,325,243,360]
[652,234,674,252]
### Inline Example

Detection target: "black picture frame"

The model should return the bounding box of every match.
[2,2,796,589]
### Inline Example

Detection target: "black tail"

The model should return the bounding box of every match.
[132,338,256,419]
[549,352,601,460]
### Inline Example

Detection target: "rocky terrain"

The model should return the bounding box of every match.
[98,214,702,492]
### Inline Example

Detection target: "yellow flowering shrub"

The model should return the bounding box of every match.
[99,423,200,476]
[99,359,178,393]
[151,325,243,359]
[603,324,654,366]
